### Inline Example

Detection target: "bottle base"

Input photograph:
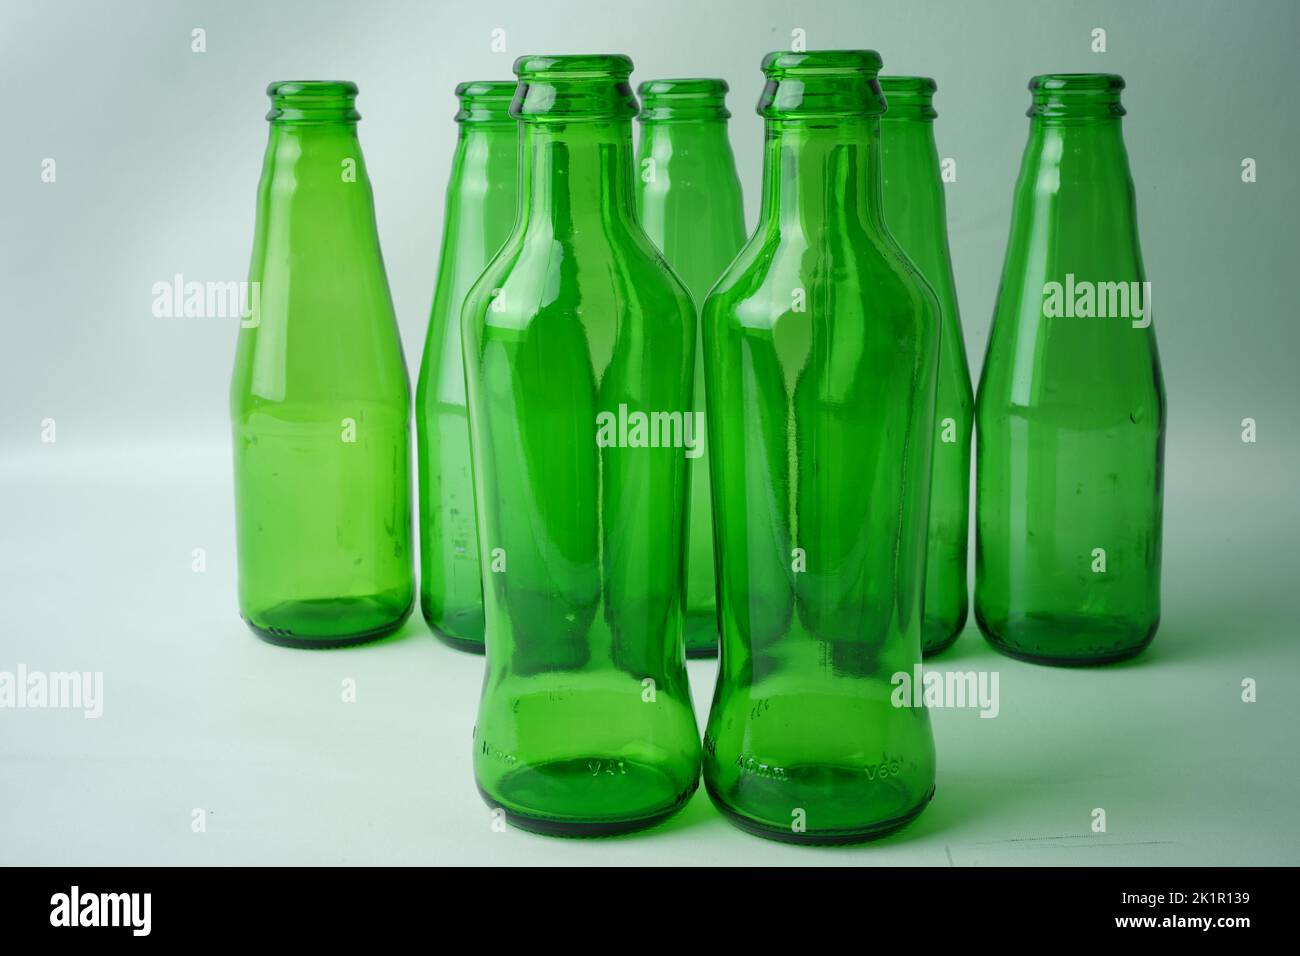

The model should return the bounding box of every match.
[921,606,968,657]
[476,768,697,838]
[983,639,1151,667]
[476,786,692,838]
[977,610,1157,666]
[921,629,962,657]
[420,601,485,654]
[431,632,486,654]
[243,595,412,649]
[424,620,486,655]
[705,780,934,846]
[684,614,719,658]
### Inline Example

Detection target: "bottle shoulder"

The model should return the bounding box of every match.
[705,228,940,329]
[462,226,695,335]
[976,318,1165,419]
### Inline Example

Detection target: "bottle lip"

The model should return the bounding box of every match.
[511,54,638,123]
[1028,73,1126,118]
[513,53,634,80]
[637,77,731,122]
[454,80,516,125]
[266,80,360,123]
[639,77,729,97]
[758,50,887,121]
[761,49,884,76]
[1030,73,1125,93]
[879,75,938,120]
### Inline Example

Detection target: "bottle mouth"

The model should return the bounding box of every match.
[266,80,360,123]
[757,50,887,120]
[454,80,516,125]
[879,76,938,120]
[512,54,638,122]
[637,78,731,122]
[1028,73,1126,119]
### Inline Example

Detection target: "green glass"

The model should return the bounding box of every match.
[231,81,413,647]
[635,78,747,659]
[975,74,1165,665]
[879,77,974,656]
[416,81,518,653]
[701,51,939,844]
[463,55,702,836]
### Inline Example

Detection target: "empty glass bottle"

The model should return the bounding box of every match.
[879,77,973,656]
[463,54,702,836]
[702,51,939,844]
[416,81,518,653]
[635,78,747,659]
[975,74,1165,665]
[230,81,413,647]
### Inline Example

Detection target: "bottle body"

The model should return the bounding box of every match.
[702,52,938,844]
[231,82,413,646]
[975,75,1165,664]
[635,79,748,658]
[879,77,974,655]
[416,82,519,652]
[464,55,701,835]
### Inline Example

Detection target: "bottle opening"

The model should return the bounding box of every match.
[757,50,887,120]
[879,76,938,121]
[266,80,360,123]
[511,54,638,122]
[1029,73,1126,119]
[455,80,516,125]
[637,78,731,122]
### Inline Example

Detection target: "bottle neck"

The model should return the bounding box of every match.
[262,120,370,191]
[459,119,515,144]
[639,117,731,150]
[1023,73,1130,173]
[519,120,639,236]
[758,118,886,236]
[455,118,517,176]
[880,114,941,202]
[1023,115,1132,185]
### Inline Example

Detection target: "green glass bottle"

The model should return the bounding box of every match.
[416,81,518,653]
[701,51,939,844]
[976,74,1165,665]
[230,81,413,647]
[635,78,747,659]
[879,77,974,656]
[463,54,702,836]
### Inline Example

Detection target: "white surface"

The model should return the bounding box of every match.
[2,442,1295,866]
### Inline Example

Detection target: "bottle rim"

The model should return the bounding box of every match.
[1030,73,1125,93]
[638,77,729,97]
[513,53,634,80]
[758,50,887,120]
[761,49,884,76]
[454,80,516,124]
[637,77,731,122]
[1028,73,1126,118]
[265,80,360,123]
[511,54,638,123]
[879,75,938,121]
[267,80,358,98]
